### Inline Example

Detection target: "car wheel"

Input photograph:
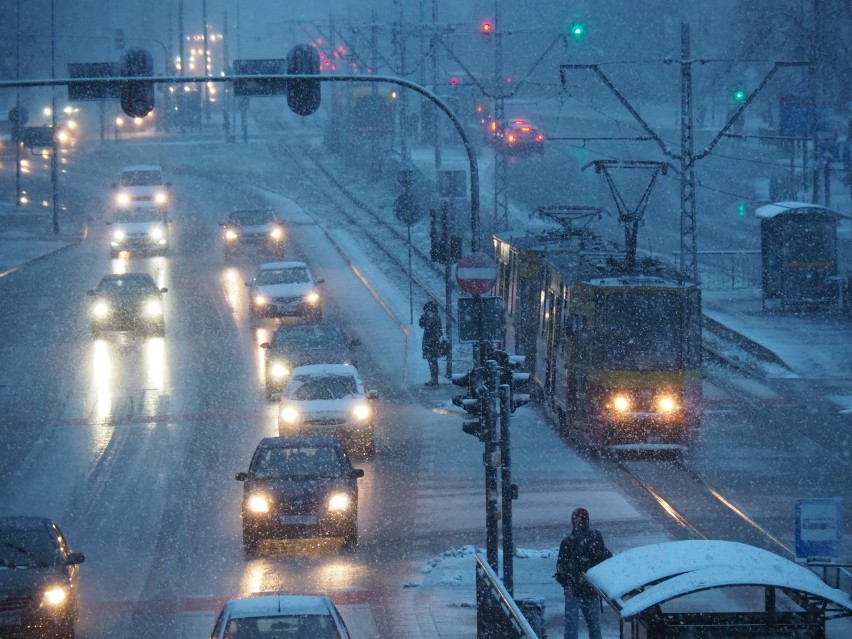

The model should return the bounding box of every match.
[341,522,358,551]
[265,384,279,402]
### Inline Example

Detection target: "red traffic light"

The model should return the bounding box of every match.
[450,77,459,86]
[481,21,494,34]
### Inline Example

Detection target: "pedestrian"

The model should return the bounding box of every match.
[419,301,443,386]
[554,508,612,639]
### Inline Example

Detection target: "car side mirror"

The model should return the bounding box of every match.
[314,278,325,285]
[353,469,365,479]
[66,552,85,566]
[235,472,248,481]
[367,390,378,400]
[86,290,95,296]
[160,287,168,293]
[105,221,112,226]
[218,221,227,227]
[260,342,271,349]
[349,339,362,348]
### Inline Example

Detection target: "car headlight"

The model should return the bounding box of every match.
[610,394,631,413]
[149,226,164,240]
[112,229,126,241]
[154,192,168,205]
[92,300,110,318]
[270,226,284,240]
[247,494,269,513]
[144,299,163,317]
[253,294,268,306]
[43,586,68,607]
[656,394,678,414]
[351,403,371,421]
[328,492,351,512]
[280,406,301,423]
[305,291,320,304]
[116,192,130,206]
[269,361,290,380]
[225,229,238,241]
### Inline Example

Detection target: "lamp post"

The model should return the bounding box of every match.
[51,0,59,234]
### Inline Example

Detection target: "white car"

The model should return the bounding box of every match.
[210,595,350,639]
[245,261,323,322]
[112,164,170,209]
[107,203,169,257]
[278,364,377,457]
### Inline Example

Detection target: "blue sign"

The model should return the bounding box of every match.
[795,498,843,561]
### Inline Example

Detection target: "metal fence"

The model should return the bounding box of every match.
[474,553,543,638]
[673,250,762,291]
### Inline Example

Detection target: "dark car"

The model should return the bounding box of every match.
[236,435,364,555]
[0,517,85,639]
[220,208,286,259]
[87,272,168,337]
[260,323,361,399]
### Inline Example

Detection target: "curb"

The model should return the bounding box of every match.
[701,314,792,372]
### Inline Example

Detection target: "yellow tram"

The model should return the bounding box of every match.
[494,228,702,451]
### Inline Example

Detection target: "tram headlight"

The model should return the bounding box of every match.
[610,394,631,413]
[656,394,678,414]
[269,226,284,240]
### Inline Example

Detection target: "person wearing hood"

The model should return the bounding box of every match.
[554,507,612,639]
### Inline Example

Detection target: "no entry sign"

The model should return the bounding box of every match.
[456,252,497,295]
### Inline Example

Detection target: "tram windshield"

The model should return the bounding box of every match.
[600,292,683,370]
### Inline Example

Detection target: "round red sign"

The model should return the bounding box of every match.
[456,252,497,295]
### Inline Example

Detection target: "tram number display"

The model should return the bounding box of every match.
[458,296,504,343]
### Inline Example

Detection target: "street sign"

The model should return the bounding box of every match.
[7,106,29,126]
[233,59,287,96]
[67,62,121,101]
[393,190,425,225]
[456,252,497,295]
[22,126,55,149]
[438,170,466,198]
[458,296,504,342]
[795,497,843,561]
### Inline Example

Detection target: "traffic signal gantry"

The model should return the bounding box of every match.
[66,44,323,120]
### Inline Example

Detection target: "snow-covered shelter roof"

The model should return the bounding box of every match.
[755,201,843,219]
[585,540,852,619]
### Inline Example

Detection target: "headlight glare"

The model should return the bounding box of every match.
[225,229,238,241]
[280,406,300,423]
[305,291,320,304]
[351,404,371,421]
[92,301,110,318]
[116,192,130,206]
[611,394,631,413]
[269,362,290,380]
[247,495,269,513]
[149,226,164,240]
[112,229,126,241]
[154,192,167,205]
[657,394,678,414]
[254,294,268,306]
[144,299,163,317]
[328,493,350,512]
[270,226,284,240]
[43,586,68,606]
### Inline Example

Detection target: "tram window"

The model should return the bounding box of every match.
[601,293,683,370]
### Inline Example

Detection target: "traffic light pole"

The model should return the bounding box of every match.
[499,382,514,594]
[483,362,500,572]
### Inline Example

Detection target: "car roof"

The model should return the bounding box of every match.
[257,434,344,449]
[224,594,337,619]
[258,261,309,271]
[121,164,162,172]
[0,516,53,532]
[272,323,343,337]
[98,272,155,283]
[291,363,360,377]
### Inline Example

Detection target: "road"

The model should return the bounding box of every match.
[0,117,849,638]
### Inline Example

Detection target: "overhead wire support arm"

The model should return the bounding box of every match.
[560,63,676,159]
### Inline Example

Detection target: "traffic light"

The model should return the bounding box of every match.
[287,44,321,116]
[480,21,494,39]
[732,88,746,103]
[494,350,531,412]
[452,367,492,441]
[119,48,154,118]
[567,21,587,41]
[430,207,462,264]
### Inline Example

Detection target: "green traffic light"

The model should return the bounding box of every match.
[733,89,746,102]
[569,21,586,40]
[738,201,746,217]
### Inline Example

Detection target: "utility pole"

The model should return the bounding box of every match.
[202,0,210,120]
[50,0,59,234]
[178,0,185,76]
[492,0,508,232]
[679,23,697,280]
[15,0,22,206]
[430,0,442,168]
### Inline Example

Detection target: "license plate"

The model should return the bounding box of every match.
[281,515,316,525]
[0,613,21,626]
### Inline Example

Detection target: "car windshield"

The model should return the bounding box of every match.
[113,209,164,223]
[288,375,359,400]
[96,275,157,294]
[251,446,344,479]
[256,267,310,285]
[230,210,275,226]
[120,170,162,186]
[272,325,346,350]
[223,615,342,639]
[0,529,57,568]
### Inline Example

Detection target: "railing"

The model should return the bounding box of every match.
[673,250,762,291]
[474,553,542,638]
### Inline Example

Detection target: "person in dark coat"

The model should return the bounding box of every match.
[554,508,611,639]
[419,300,443,386]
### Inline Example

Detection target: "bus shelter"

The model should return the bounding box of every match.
[586,540,852,638]
[756,201,844,309]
